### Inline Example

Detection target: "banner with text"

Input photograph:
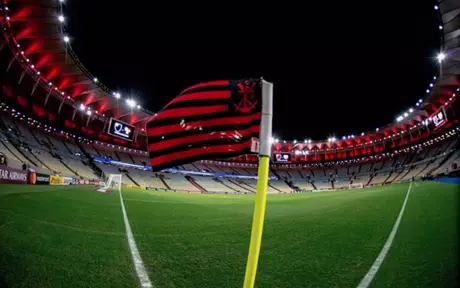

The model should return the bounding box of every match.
[63,177,73,185]
[50,175,64,185]
[28,172,51,185]
[0,166,28,184]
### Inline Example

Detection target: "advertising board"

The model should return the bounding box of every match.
[63,177,73,185]
[28,172,50,185]
[50,175,64,185]
[0,166,28,184]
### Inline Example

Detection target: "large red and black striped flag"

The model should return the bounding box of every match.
[147,79,262,172]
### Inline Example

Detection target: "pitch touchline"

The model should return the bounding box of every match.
[118,189,153,288]
[356,181,413,288]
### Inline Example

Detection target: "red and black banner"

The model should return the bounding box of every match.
[147,79,262,172]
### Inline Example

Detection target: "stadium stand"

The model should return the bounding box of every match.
[0,100,459,193]
[0,99,458,193]
[160,173,199,192]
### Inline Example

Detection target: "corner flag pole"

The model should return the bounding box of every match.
[243,79,273,288]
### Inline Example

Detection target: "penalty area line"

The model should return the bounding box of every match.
[118,188,153,288]
[356,181,413,288]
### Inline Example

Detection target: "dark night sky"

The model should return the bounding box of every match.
[65,1,441,141]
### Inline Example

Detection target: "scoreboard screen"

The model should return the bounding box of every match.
[108,118,136,142]
[432,107,448,130]
[273,153,291,163]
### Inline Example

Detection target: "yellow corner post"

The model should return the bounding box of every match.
[243,79,273,288]
[243,155,270,288]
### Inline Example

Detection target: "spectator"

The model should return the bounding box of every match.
[22,162,27,171]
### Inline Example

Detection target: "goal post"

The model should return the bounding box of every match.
[349,182,364,189]
[97,174,122,193]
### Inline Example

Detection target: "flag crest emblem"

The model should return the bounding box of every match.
[233,80,259,114]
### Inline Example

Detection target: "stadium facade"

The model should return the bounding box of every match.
[0,0,459,193]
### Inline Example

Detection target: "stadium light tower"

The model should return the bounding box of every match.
[112,92,121,117]
[125,99,136,124]
[437,52,446,79]
[126,99,136,108]
[437,53,446,62]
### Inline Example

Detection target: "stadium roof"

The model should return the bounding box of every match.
[1,0,153,136]
[430,0,460,104]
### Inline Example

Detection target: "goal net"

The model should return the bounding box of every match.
[97,174,122,193]
[349,183,364,189]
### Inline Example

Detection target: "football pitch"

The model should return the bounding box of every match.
[0,182,458,287]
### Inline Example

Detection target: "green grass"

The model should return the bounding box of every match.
[0,182,458,287]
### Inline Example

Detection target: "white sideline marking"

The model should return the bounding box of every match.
[356,181,413,288]
[118,189,153,288]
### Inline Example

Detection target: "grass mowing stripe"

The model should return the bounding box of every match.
[119,188,153,288]
[0,185,137,287]
[0,207,125,236]
[357,181,413,288]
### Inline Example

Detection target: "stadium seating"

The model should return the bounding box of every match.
[194,176,236,193]
[0,106,458,193]
[269,179,292,193]
[161,173,199,192]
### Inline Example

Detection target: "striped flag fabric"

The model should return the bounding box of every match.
[146,79,262,172]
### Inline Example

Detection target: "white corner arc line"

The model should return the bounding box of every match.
[119,189,153,288]
[356,181,413,288]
